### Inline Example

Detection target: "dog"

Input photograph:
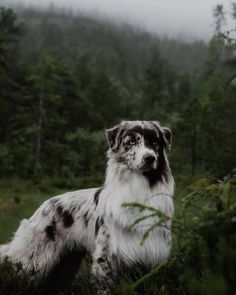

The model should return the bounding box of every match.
[0,120,174,293]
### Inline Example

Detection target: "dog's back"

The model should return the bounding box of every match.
[0,189,96,263]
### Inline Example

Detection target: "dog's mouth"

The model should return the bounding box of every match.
[139,162,157,171]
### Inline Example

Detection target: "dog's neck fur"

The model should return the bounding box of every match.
[100,151,174,229]
[105,150,173,191]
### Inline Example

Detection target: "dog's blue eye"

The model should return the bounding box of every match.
[127,139,136,145]
[152,140,158,146]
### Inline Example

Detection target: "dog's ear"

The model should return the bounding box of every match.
[151,121,172,151]
[105,124,120,150]
[162,127,172,151]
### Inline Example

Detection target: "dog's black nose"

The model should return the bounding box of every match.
[143,154,155,165]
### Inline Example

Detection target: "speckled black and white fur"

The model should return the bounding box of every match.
[0,120,174,293]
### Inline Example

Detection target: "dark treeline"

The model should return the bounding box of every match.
[0,4,235,181]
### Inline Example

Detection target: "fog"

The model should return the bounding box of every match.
[6,0,236,40]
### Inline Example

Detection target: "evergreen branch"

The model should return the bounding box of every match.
[132,258,176,289]
[122,202,167,218]
[127,213,158,231]
[140,217,169,245]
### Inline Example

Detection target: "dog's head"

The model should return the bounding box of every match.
[106,121,171,172]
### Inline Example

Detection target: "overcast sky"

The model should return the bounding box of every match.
[8,0,236,40]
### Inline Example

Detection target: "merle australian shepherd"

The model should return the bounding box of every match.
[0,120,174,293]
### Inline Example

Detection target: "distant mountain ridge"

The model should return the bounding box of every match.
[1,1,208,77]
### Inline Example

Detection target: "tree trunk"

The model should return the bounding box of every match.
[36,90,43,168]
[191,128,197,176]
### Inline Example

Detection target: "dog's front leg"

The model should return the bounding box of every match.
[90,219,117,293]
[91,256,115,294]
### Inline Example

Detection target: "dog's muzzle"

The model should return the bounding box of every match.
[141,153,157,170]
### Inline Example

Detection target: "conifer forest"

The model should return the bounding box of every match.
[0,2,235,294]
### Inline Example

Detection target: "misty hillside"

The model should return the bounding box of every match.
[14,4,207,82]
[0,3,235,179]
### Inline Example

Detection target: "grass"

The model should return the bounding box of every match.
[0,175,103,243]
[0,178,65,243]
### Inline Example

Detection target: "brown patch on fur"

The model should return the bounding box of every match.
[62,210,74,228]
[95,217,105,236]
[71,206,76,213]
[83,211,89,227]
[94,187,103,207]
[50,198,59,206]
[100,218,104,226]
[45,219,57,241]
[95,218,100,236]
[97,257,106,264]
[57,205,63,215]
[56,205,74,228]
[29,251,34,260]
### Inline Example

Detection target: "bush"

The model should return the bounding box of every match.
[0,260,39,295]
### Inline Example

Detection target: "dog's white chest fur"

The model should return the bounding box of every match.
[98,166,174,267]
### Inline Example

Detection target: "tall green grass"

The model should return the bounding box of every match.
[0,178,62,243]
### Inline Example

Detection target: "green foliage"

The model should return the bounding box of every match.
[66,128,107,176]
[0,5,234,179]
[142,47,175,122]
[173,33,236,177]
[122,201,170,245]
[0,260,39,295]
[0,7,20,56]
